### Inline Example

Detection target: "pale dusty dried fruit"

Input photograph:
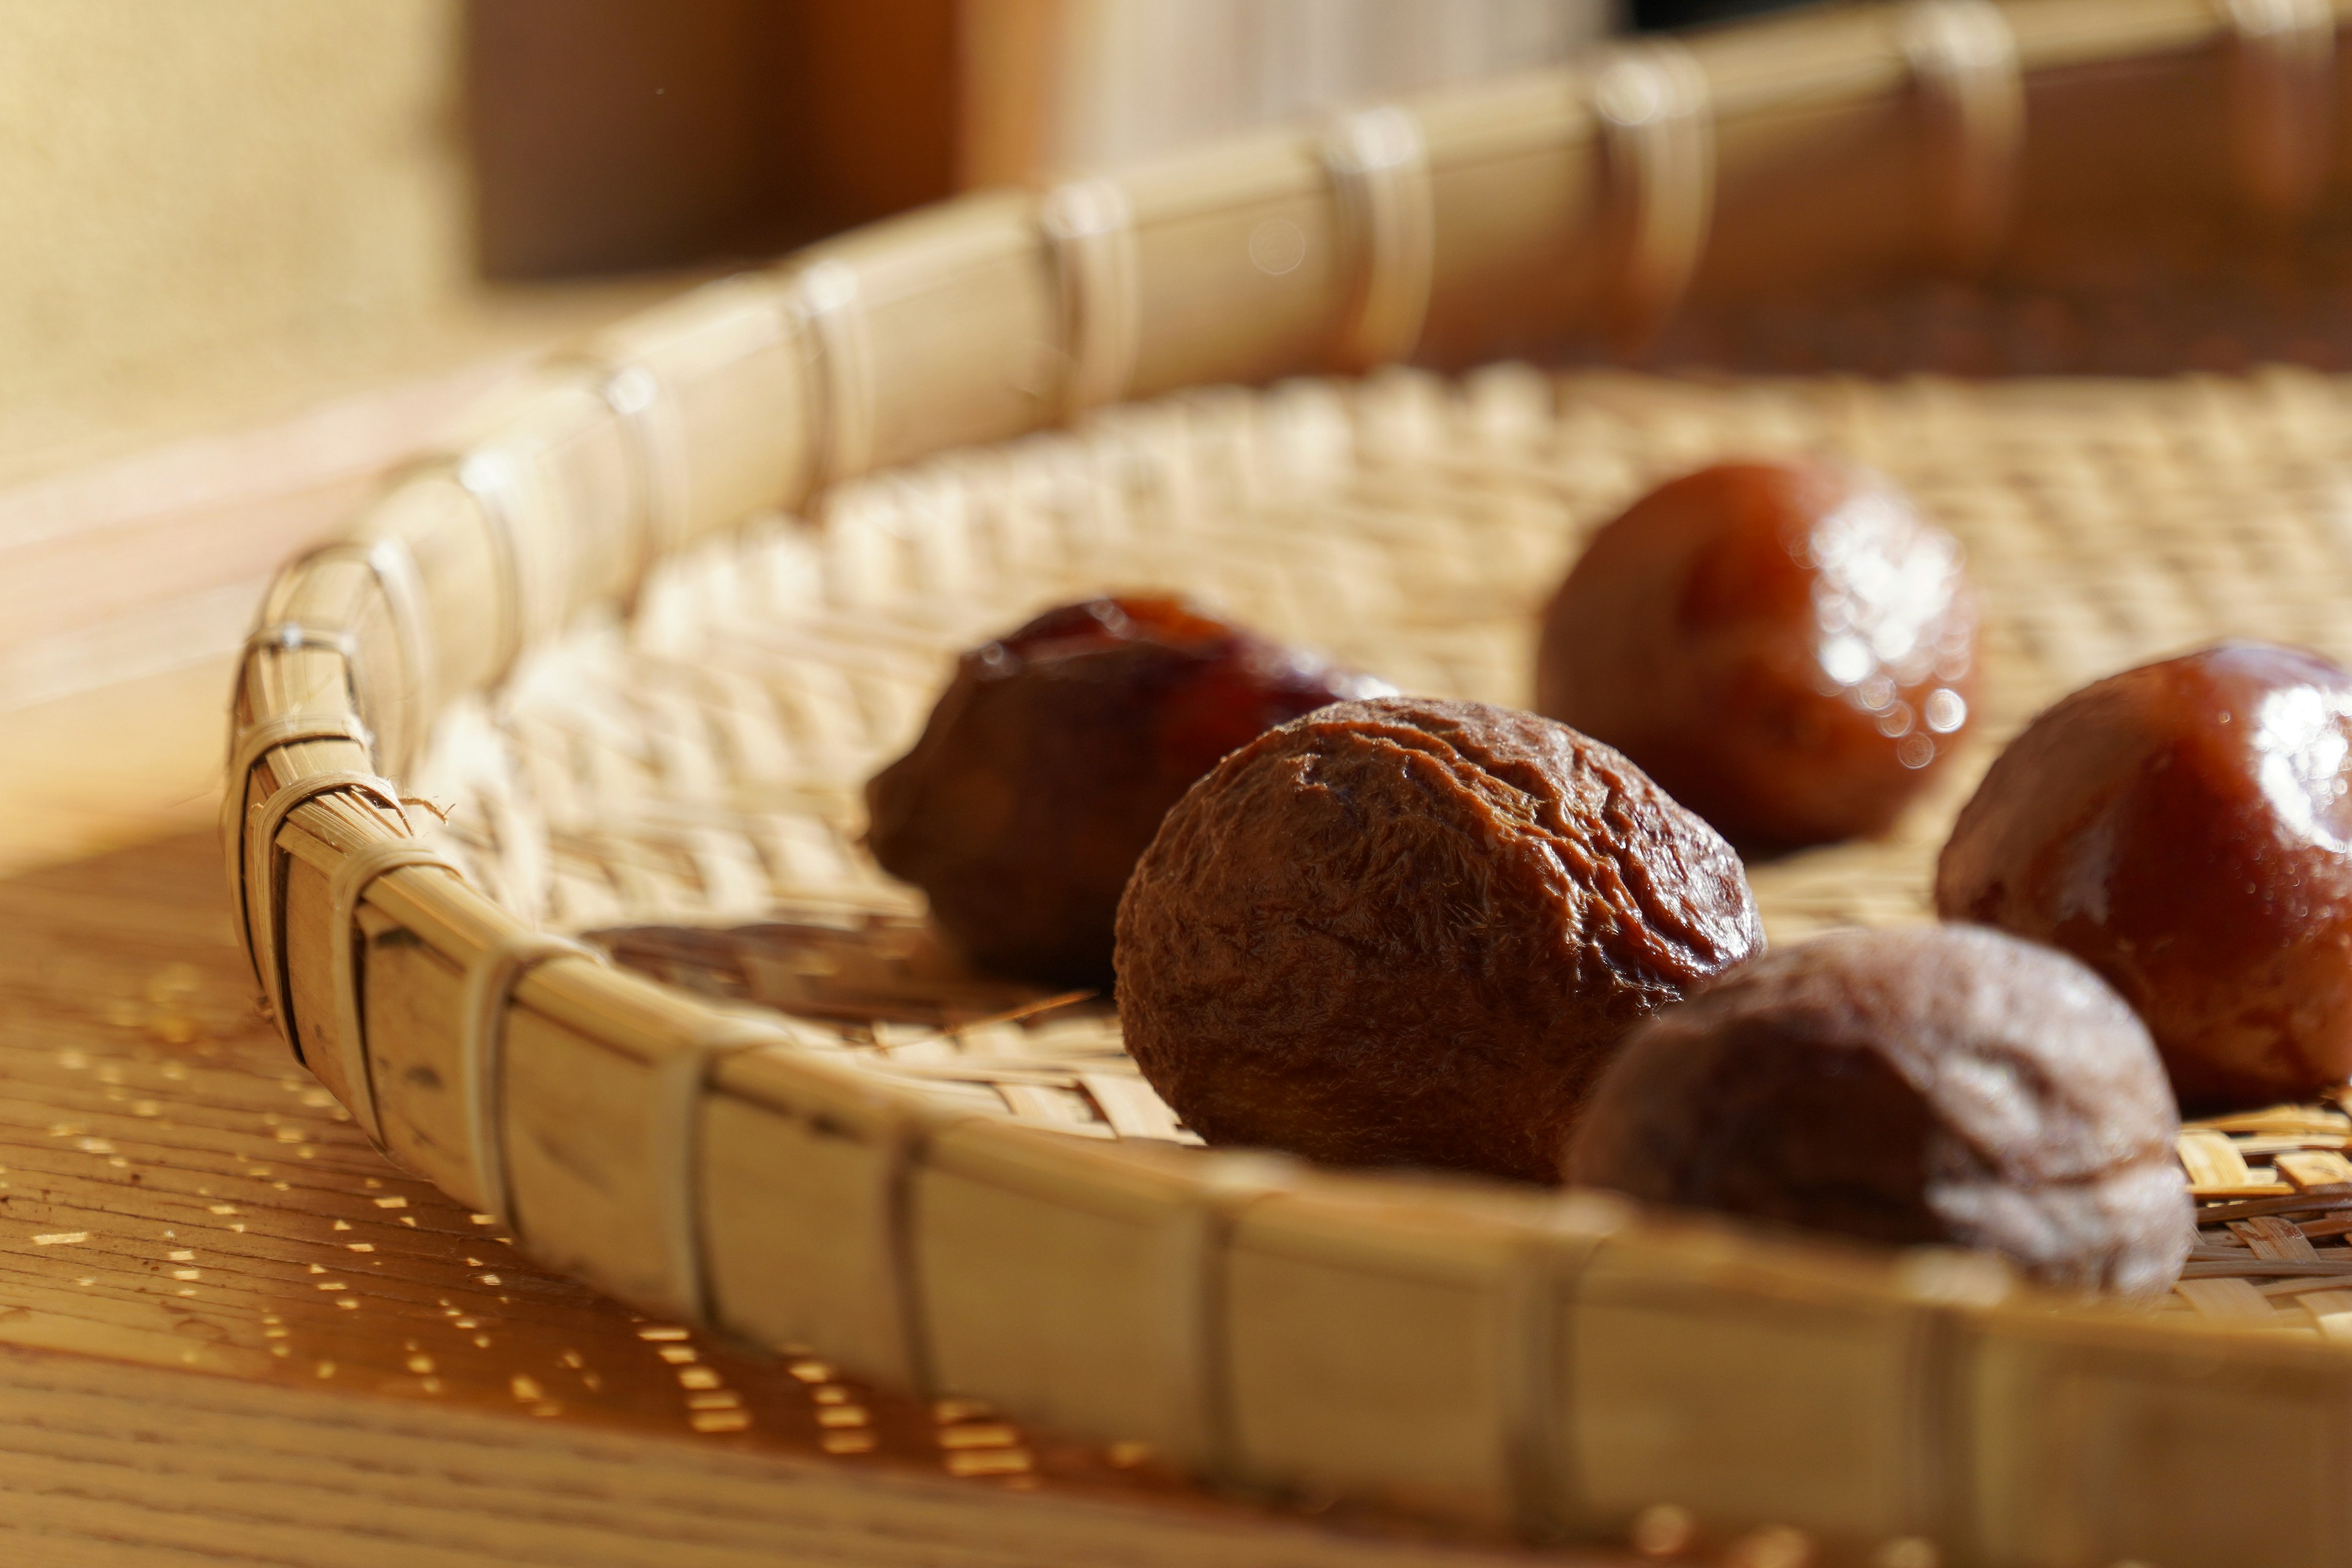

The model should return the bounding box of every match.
[1567,924,2192,1295]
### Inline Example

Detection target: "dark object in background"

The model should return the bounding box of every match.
[1117,696,1765,1183]
[867,595,1379,991]
[1536,459,1978,851]
[1630,0,1809,28]
[467,0,956,276]
[1566,924,2193,1296]
[1937,641,2352,1112]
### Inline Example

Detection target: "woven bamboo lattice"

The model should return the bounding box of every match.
[407,361,2352,1330]
[224,2,2352,1564]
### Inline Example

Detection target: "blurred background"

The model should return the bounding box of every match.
[0,0,1804,870]
[8,0,1744,480]
[8,0,1877,466]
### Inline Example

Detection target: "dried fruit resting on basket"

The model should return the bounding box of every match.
[1942,641,2352,1112]
[1536,458,1980,851]
[866,595,1380,990]
[1115,695,1764,1184]
[1568,924,2193,1295]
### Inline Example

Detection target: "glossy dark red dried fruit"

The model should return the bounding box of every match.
[1115,695,1765,1183]
[1937,641,2352,1110]
[1566,925,2191,1295]
[866,595,1381,990]
[1536,459,1979,850]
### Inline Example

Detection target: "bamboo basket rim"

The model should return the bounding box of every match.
[222,1,2352,1558]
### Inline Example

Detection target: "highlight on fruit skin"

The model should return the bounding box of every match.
[1937,639,2352,1112]
[1536,457,1979,851]
[865,593,1385,990]
[1115,694,1765,1185]
[1565,924,2193,1297]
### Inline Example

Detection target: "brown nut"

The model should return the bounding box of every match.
[1937,640,2352,1110]
[1536,459,1979,850]
[1115,695,1765,1183]
[1566,925,2192,1295]
[866,595,1381,990]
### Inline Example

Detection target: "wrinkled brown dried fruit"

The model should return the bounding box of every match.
[1566,925,2192,1295]
[1116,696,1765,1183]
[1937,640,2352,1111]
[1537,459,1979,850]
[866,595,1382,990]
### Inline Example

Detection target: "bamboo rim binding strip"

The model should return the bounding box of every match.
[1592,37,1713,349]
[1901,0,2024,270]
[652,1018,791,1324]
[458,930,604,1234]
[219,705,373,1019]
[448,450,543,688]
[578,357,697,603]
[269,533,434,776]
[794,258,878,492]
[1041,178,1142,417]
[1324,106,1436,372]
[244,771,409,1041]
[2222,0,2337,219]
[325,837,459,1144]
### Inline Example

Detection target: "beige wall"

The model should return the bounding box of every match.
[1001,0,1616,178]
[0,2,469,449]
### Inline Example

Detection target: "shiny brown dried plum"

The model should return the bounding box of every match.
[865,595,1381,990]
[1115,695,1765,1183]
[1536,459,1980,850]
[1937,640,2352,1110]
[1565,924,2192,1295]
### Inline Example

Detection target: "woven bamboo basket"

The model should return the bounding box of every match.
[222,1,2352,1561]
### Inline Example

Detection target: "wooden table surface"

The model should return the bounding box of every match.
[0,826,1637,1566]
